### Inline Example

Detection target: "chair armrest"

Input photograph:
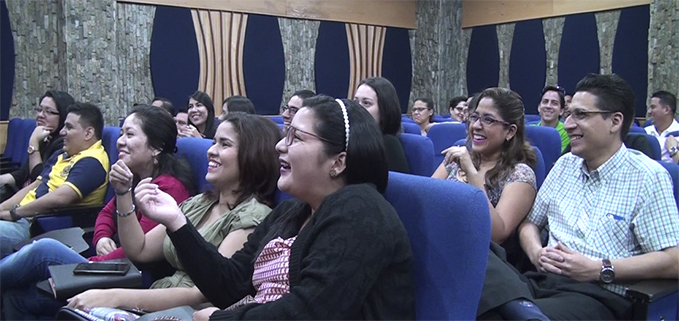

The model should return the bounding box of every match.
[626,279,678,302]
[29,205,104,236]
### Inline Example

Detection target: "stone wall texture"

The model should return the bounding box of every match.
[496,23,515,89]
[542,17,565,87]
[648,0,679,108]
[410,0,466,114]
[595,10,621,75]
[278,17,319,106]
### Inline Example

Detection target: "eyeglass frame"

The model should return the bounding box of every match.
[33,106,60,116]
[281,105,300,115]
[284,124,334,146]
[467,113,512,127]
[567,108,615,121]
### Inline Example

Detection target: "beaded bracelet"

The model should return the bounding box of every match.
[116,204,136,217]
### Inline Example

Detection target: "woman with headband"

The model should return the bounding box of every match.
[135,95,415,320]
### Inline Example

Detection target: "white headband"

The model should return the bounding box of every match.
[335,98,350,151]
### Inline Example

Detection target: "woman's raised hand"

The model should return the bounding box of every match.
[135,177,187,231]
[109,160,133,194]
[29,125,52,146]
[442,146,473,171]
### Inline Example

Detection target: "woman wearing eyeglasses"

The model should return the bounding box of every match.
[432,88,537,268]
[448,96,469,122]
[411,97,435,136]
[0,90,75,202]
[133,96,415,320]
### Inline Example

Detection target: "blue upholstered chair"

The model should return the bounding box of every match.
[628,125,646,134]
[384,172,490,320]
[176,137,213,193]
[268,116,284,125]
[398,133,435,176]
[402,122,421,135]
[525,125,562,175]
[627,133,661,160]
[0,118,22,163]
[427,122,467,170]
[402,115,415,123]
[524,114,541,123]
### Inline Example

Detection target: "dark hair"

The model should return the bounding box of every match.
[448,96,467,109]
[188,90,217,138]
[467,88,537,189]
[175,105,188,115]
[126,105,194,194]
[152,97,175,115]
[40,90,75,135]
[205,114,281,208]
[652,90,677,115]
[223,95,255,115]
[291,89,316,100]
[574,73,635,140]
[66,102,104,140]
[358,77,402,136]
[255,95,388,258]
[541,86,566,110]
[414,97,435,122]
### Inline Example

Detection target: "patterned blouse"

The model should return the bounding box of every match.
[445,162,537,206]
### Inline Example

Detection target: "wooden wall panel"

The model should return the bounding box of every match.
[120,0,416,28]
[462,0,650,28]
[191,9,247,115]
[346,24,386,99]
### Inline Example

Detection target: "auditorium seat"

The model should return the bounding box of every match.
[398,133,435,176]
[402,122,421,135]
[384,172,490,320]
[176,137,213,193]
[427,122,467,170]
[525,125,561,175]
[627,133,661,160]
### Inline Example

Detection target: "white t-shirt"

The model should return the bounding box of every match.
[644,119,679,162]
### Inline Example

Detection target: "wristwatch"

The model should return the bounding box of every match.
[27,145,38,155]
[599,259,615,284]
[669,146,678,157]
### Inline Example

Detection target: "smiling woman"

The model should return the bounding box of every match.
[182,90,217,139]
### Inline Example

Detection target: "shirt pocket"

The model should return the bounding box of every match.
[595,213,634,257]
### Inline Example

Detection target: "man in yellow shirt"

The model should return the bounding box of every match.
[0,102,109,258]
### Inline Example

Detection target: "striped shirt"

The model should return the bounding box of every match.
[527,145,679,295]
[252,236,297,303]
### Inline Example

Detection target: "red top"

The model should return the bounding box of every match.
[88,174,190,261]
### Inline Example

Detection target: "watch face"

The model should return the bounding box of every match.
[601,269,615,283]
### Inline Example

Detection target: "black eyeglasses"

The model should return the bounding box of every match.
[284,125,333,146]
[568,108,614,121]
[33,106,59,116]
[468,113,511,126]
[281,105,300,115]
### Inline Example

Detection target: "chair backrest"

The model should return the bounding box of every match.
[628,126,645,134]
[14,119,36,165]
[2,118,22,158]
[432,114,451,123]
[176,137,213,193]
[525,114,541,123]
[402,122,421,135]
[656,160,679,209]
[100,126,121,203]
[268,116,284,125]
[384,172,490,320]
[427,122,467,170]
[402,115,415,123]
[532,146,546,190]
[627,133,661,160]
[524,125,561,175]
[398,133,435,176]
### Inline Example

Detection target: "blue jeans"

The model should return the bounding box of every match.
[0,238,87,319]
[0,218,30,259]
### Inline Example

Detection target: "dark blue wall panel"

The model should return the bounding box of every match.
[613,5,649,117]
[315,21,350,99]
[150,5,200,113]
[509,19,546,115]
[382,27,412,113]
[242,15,285,115]
[558,13,599,95]
[1,0,14,120]
[467,25,500,96]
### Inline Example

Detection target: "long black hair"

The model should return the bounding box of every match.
[188,90,218,138]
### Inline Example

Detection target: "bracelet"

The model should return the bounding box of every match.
[115,186,132,196]
[116,204,136,217]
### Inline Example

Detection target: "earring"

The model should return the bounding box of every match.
[329,169,337,177]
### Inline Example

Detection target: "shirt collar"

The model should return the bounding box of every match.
[579,144,627,180]
[62,140,103,159]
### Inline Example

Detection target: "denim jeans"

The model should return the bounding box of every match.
[0,218,30,259]
[0,238,87,319]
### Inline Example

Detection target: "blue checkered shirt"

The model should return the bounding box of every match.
[527,145,679,295]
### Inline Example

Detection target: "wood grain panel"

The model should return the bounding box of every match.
[191,9,248,115]
[462,0,650,28]
[120,0,416,28]
[0,121,7,154]
[346,23,386,99]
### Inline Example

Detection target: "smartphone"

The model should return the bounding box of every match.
[72,262,130,275]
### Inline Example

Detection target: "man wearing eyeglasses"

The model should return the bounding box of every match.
[644,91,679,163]
[0,103,109,259]
[535,86,570,153]
[478,74,679,320]
[281,89,316,129]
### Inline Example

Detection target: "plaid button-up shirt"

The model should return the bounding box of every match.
[527,145,679,295]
